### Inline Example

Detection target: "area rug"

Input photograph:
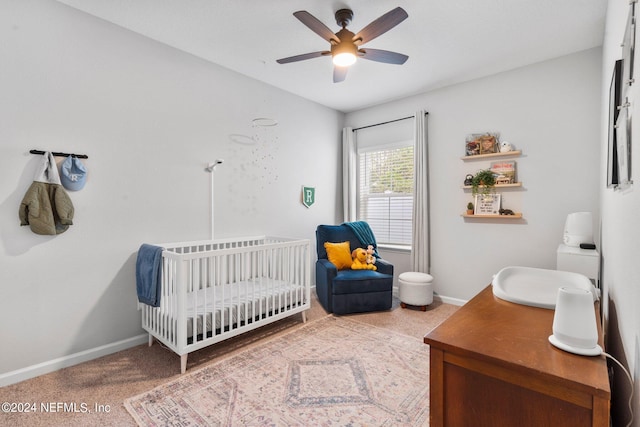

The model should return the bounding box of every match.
[124,315,430,426]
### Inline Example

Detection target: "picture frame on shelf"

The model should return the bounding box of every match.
[474,193,501,216]
[465,132,500,156]
[490,160,517,184]
[465,139,480,156]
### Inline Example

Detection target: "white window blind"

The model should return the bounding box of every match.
[358,144,414,246]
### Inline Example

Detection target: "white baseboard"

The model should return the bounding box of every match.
[392,287,467,307]
[0,334,148,387]
[433,293,466,306]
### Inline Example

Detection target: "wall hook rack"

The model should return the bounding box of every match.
[30,149,89,159]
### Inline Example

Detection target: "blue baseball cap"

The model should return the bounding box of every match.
[60,156,87,191]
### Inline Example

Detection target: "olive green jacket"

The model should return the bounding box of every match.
[19,152,74,235]
[19,181,74,235]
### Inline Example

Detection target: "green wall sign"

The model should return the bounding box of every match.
[302,186,315,208]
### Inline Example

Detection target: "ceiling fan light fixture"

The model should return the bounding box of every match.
[333,52,356,67]
[332,43,357,67]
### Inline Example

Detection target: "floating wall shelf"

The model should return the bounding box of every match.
[461,149,523,220]
[461,213,523,219]
[462,182,522,190]
[462,150,522,161]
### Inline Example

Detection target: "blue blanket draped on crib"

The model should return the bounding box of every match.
[343,221,379,257]
[136,244,163,307]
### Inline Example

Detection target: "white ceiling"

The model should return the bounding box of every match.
[55,0,607,113]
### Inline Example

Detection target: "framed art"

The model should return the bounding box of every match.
[466,132,500,156]
[608,60,622,188]
[474,193,501,215]
[490,161,517,184]
[465,138,480,156]
[613,0,636,189]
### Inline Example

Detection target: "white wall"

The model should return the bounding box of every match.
[600,1,640,424]
[346,48,602,302]
[0,0,343,380]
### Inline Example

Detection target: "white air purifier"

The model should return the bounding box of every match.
[548,287,602,356]
[563,212,594,247]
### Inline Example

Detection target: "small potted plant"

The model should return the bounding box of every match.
[466,202,474,215]
[471,169,496,198]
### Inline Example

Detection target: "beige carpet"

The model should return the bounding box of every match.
[0,294,457,426]
[125,315,431,426]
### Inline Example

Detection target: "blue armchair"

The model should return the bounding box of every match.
[315,222,394,315]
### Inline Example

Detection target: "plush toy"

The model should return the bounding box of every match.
[366,245,377,267]
[351,248,377,270]
[500,141,513,153]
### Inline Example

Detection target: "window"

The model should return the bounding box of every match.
[358,144,414,246]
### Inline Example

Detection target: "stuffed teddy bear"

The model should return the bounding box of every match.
[366,245,377,268]
[351,248,377,270]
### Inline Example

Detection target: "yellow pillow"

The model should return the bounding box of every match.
[324,241,352,270]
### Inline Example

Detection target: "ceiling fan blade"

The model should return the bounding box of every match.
[276,51,330,64]
[333,66,348,83]
[293,11,340,43]
[353,7,408,45]
[359,48,408,65]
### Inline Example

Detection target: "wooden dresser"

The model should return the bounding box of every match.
[424,286,610,427]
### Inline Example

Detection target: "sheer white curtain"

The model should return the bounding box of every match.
[411,111,430,273]
[342,127,357,222]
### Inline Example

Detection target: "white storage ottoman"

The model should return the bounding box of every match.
[398,272,434,311]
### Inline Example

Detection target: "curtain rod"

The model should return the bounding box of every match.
[30,149,89,159]
[352,111,429,132]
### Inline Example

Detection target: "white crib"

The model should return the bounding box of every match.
[140,236,310,373]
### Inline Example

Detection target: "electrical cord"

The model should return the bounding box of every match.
[602,351,634,427]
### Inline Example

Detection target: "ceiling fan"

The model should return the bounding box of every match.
[276,7,409,83]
